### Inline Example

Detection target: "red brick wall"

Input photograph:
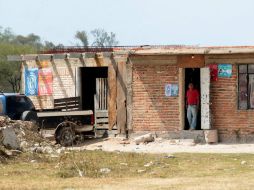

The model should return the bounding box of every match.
[132,64,180,131]
[211,64,254,141]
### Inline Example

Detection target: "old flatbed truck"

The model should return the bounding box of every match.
[38,110,94,146]
[0,93,95,146]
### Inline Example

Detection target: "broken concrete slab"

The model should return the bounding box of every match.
[1,126,20,150]
[134,133,154,145]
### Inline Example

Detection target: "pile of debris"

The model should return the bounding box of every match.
[0,116,60,161]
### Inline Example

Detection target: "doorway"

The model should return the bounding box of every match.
[80,67,108,111]
[184,68,201,130]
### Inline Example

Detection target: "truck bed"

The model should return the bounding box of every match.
[37,110,93,130]
[37,110,93,117]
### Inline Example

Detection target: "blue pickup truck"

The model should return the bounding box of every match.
[0,93,37,121]
[0,93,95,146]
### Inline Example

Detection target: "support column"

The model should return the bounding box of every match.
[179,68,185,130]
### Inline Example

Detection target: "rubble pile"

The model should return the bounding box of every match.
[0,116,60,161]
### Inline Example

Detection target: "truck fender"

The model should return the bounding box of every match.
[21,111,38,122]
[54,121,77,140]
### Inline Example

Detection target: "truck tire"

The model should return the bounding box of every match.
[21,111,38,123]
[56,127,75,147]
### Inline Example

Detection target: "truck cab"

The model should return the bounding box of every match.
[0,93,36,120]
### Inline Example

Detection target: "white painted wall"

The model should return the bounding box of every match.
[201,67,211,129]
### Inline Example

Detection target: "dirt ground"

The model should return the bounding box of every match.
[68,137,254,154]
[40,129,254,154]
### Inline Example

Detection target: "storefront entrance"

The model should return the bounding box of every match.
[180,67,211,131]
[184,68,201,130]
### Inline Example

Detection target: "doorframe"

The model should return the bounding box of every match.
[179,67,208,130]
[179,68,185,130]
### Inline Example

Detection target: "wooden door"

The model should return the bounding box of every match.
[94,78,109,129]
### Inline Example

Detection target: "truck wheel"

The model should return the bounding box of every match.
[56,127,75,147]
[21,111,38,123]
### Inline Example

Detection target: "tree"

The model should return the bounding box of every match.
[1,62,21,92]
[0,27,38,92]
[14,33,43,50]
[0,27,15,43]
[91,29,118,47]
[0,26,59,92]
[0,42,36,92]
[75,30,89,46]
[44,41,56,50]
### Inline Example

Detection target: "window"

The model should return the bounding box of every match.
[238,64,254,109]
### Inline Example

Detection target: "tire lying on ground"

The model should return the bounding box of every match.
[21,111,38,123]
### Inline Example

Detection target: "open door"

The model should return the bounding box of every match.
[200,67,211,129]
[94,78,109,129]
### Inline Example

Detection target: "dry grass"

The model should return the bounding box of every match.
[0,151,254,189]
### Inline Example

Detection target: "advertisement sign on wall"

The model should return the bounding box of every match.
[218,64,232,78]
[165,84,179,97]
[38,68,53,95]
[25,68,38,96]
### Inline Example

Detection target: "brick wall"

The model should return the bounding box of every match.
[22,56,111,110]
[210,64,254,142]
[132,63,180,131]
[23,59,83,110]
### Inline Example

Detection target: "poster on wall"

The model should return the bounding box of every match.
[209,64,218,81]
[218,64,232,78]
[25,68,38,96]
[165,84,179,97]
[38,68,53,95]
[38,61,49,68]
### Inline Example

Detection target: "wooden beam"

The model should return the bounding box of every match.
[126,58,133,132]
[116,57,127,134]
[7,55,24,61]
[205,54,254,65]
[177,54,205,68]
[8,52,113,62]
[130,47,254,56]
[108,56,117,130]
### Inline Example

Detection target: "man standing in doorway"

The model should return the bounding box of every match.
[186,83,199,130]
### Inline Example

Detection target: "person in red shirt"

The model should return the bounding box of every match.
[186,83,199,130]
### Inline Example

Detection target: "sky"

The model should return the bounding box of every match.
[0,0,254,46]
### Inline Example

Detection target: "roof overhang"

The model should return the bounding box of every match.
[129,46,254,56]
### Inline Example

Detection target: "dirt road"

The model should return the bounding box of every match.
[69,137,254,154]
